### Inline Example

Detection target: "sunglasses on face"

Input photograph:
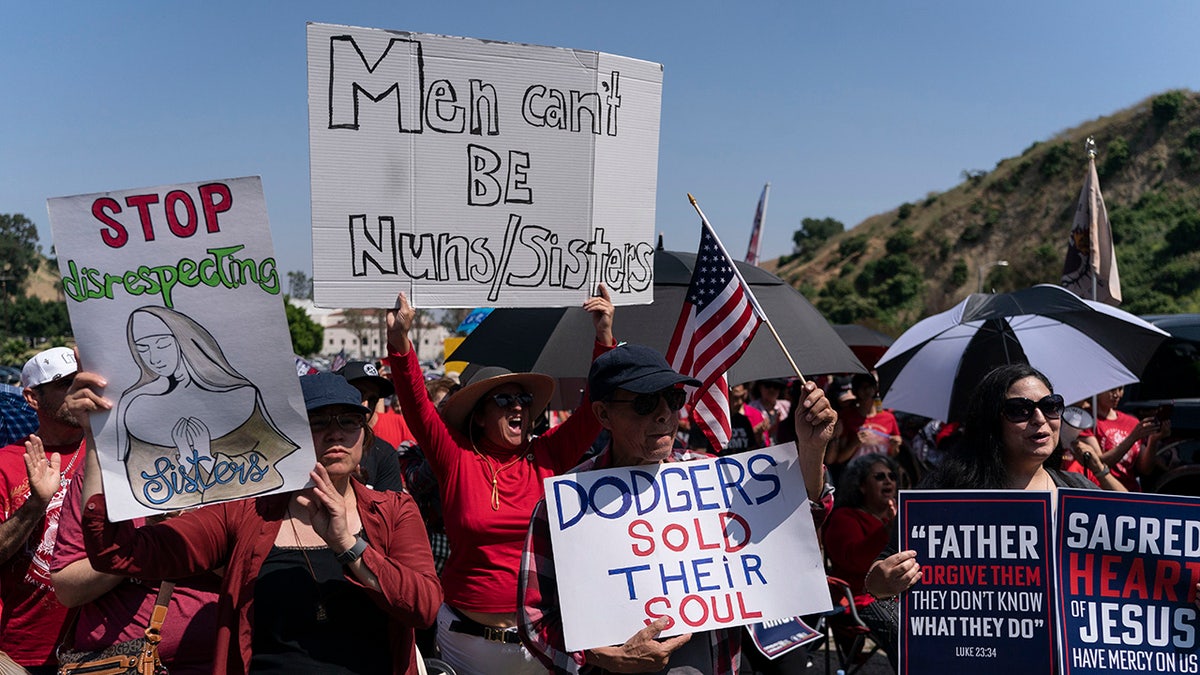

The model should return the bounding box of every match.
[489,392,535,409]
[308,413,366,432]
[871,471,897,482]
[1000,394,1065,423]
[609,389,688,416]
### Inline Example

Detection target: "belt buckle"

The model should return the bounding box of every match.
[483,626,509,642]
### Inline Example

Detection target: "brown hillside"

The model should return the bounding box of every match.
[774,89,1200,334]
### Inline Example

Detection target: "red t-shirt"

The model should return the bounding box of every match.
[823,506,891,605]
[387,343,609,613]
[1079,411,1142,491]
[50,478,222,675]
[0,440,84,666]
[373,409,417,449]
[840,408,900,460]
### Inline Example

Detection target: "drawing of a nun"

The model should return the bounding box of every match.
[115,306,298,509]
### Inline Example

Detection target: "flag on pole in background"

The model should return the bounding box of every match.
[1061,147,1121,305]
[745,183,770,266]
[330,349,348,373]
[667,217,766,450]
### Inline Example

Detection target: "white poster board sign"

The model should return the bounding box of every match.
[543,443,831,651]
[47,177,316,521]
[306,23,662,308]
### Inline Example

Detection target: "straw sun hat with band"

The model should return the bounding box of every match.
[438,366,556,437]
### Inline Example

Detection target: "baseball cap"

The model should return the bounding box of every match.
[588,344,700,402]
[21,347,78,389]
[335,360,394,398]
[300,372,372,414]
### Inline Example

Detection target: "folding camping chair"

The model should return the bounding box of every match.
[823,576,884,675]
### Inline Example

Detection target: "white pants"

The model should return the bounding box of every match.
[435,604,544,675]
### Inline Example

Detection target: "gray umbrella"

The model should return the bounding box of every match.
[449,249,864,384]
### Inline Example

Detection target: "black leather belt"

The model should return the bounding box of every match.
[447,611,522,644]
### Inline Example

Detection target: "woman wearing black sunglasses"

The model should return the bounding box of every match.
[385,288,615,675]
[864,364,1095,603]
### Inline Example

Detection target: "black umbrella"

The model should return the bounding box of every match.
[833,324,895,369]
[875,284,1170,422]
[449,249,864,384]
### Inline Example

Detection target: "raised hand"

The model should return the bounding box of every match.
[794,381,837,451]
[584,284,615,345]
[384,292,417,354]
[23,434,62,506]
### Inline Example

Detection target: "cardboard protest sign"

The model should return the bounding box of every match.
[47,177,315,521]
[1056,489,1200,674]
[899,490,1055,674]
[542,443,830,651]
[306,23,663,309]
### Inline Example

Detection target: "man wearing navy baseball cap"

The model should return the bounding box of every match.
[518,343,838,674]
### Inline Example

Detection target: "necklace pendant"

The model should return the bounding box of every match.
[316,603,328,622]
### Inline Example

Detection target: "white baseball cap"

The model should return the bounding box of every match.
[21,347,78,389]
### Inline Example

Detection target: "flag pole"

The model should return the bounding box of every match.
[688,193,807,383]
[1087,137,1100,432]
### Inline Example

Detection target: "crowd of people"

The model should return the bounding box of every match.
[0,290,1193,675]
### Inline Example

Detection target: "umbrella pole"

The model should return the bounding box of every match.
[688,193,807,383]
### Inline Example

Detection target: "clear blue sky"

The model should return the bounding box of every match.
[4,1,1198,284]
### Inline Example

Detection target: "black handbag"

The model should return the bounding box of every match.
[56,582,175,675]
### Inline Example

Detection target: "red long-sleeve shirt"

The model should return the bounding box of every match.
[387,341,609,613]
[82,482,441,675]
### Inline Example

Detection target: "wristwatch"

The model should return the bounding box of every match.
[335,535,368,565]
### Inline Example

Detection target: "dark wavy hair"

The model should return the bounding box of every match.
[923,364,1053,489]
[834,453,899,509]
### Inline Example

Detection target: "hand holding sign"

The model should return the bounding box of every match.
[385,292,417,355]
[584,284,615,346]
[866,550,922,599]
[583,618,692,673]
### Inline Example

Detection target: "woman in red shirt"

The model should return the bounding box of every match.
[73,372,441,675]
[822,452,900,668]
[386,287,615,675]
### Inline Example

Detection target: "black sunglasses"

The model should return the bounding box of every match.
[871,471,897,482]
[309,412,367,432]
[489,392,535,409]
[608,389,688,416]
[1000,395,1065,423]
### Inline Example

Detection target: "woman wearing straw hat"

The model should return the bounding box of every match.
[385,286,615,675]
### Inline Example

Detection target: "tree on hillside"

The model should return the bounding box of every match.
[0,214,43,295]
[792,217,845,256]
[8,296,71,342]
[285,300,324,356]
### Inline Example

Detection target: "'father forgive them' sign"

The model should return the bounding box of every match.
[307,23,663,309]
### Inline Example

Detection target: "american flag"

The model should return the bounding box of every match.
[667,217,766,450]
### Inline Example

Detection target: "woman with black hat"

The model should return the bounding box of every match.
[385,287,614,675]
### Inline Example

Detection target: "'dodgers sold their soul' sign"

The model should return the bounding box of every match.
[543,443,831,652]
